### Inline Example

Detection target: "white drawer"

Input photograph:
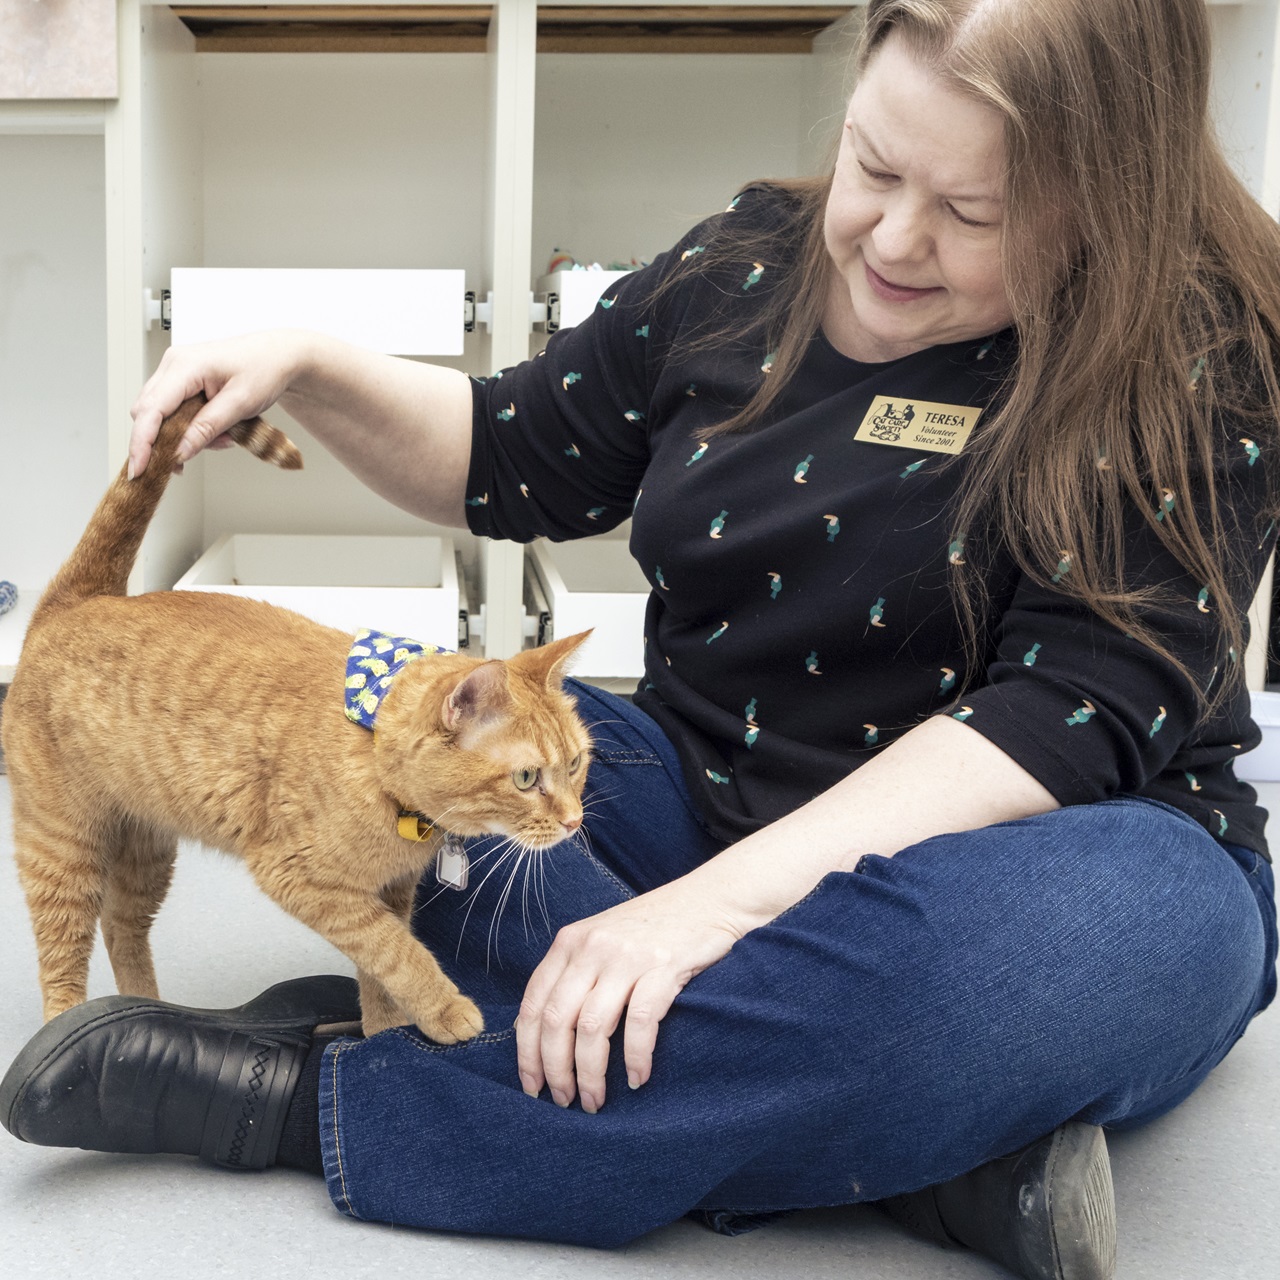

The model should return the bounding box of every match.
[537,269,634,330]
[175,533,464,649]
[526,539,650,679]
[167,268,467,355]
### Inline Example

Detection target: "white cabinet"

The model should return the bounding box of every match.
[3,1,1280,684]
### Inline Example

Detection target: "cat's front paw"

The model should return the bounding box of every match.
[418,994,485,1044]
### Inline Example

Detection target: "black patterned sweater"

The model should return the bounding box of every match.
[466,186,1276,860]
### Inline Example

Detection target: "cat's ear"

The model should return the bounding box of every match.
[443,660,512,732]
[511,629,592,690]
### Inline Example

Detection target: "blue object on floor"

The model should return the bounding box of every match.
[0,581,16,617]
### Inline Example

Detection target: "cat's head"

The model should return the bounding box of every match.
[376,631,594,850]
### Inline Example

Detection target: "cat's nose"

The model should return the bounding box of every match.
[561,815,582,835]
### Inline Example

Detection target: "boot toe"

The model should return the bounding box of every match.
[1,987,327,1169]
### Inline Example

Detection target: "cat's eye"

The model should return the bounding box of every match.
[513,767,539,791]
[569,753,583,772]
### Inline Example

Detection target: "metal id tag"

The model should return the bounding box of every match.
[435,834,470,891]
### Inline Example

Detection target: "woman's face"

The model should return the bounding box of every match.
[823,33,1014,363]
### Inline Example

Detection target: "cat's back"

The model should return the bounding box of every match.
[7,589,351,755]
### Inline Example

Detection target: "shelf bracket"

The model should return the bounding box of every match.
[464,290,494,333]
[143,287,172,332]
[532,292,558,333]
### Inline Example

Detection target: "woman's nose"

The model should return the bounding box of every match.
[872,197,931,265]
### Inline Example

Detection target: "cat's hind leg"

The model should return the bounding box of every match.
[10,790,110,1022]
[100,818,177,1000]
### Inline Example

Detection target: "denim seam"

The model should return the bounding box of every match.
[329,1040,357,1216]
[767,878,830,925]
[573,845,636,898]
[386,1025,517,1054]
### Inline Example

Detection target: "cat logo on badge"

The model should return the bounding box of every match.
[854,395,982,454]
[867,401,916,443]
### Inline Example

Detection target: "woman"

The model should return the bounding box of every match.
[3,3,1276,1278]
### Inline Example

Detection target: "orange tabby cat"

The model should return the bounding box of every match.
[1,397,592,1042]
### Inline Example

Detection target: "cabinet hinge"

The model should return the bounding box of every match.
[143,287,171,332]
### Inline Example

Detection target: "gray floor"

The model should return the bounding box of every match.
[0,774,1275,1280]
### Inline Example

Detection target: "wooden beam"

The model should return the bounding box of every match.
[170,4,852,54]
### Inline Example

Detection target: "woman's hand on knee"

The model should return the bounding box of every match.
[514,883,745,1114]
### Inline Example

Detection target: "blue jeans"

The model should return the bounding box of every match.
[317,683,1278,1246]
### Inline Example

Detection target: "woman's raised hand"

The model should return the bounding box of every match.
[128,330,313,478]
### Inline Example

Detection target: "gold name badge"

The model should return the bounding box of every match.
[854,397,983,454]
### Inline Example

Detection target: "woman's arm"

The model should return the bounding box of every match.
[129,329,474,527]
[515,713,1059,1114]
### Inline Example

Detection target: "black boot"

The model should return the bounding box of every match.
[878,1122,1116,1280]
[0,975,359,1170]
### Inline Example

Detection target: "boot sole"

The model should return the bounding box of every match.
[1041,1121,1117,1280]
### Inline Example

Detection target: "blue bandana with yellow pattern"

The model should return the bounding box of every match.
[344,628,452,729]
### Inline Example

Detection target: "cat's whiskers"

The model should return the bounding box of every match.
[489,842,530,965]
[457,834,528,963]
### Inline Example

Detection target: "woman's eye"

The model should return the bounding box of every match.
[858,162,894,182]
[513,767,539,791]
[948,204,991,229]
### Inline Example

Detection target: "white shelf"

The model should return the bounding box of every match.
[175,534,466,649]
[528,538,650,677]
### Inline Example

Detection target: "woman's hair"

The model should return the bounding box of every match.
[661,0,1280,715]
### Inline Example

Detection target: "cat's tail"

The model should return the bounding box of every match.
[32,395,302,624]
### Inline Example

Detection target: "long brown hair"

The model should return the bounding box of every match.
[656,0,1280,715]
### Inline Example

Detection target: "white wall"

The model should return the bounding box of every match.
[0,134,107,587]
[531,52,827,273]
[192,52,493,560]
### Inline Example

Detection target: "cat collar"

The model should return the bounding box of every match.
[396,813,469,890]
[343,628,452,730]
[344,629,469,889]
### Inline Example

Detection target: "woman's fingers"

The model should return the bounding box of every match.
[516,942,571,1099]
[572,977,631,1114]
[621,970,683,1092]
